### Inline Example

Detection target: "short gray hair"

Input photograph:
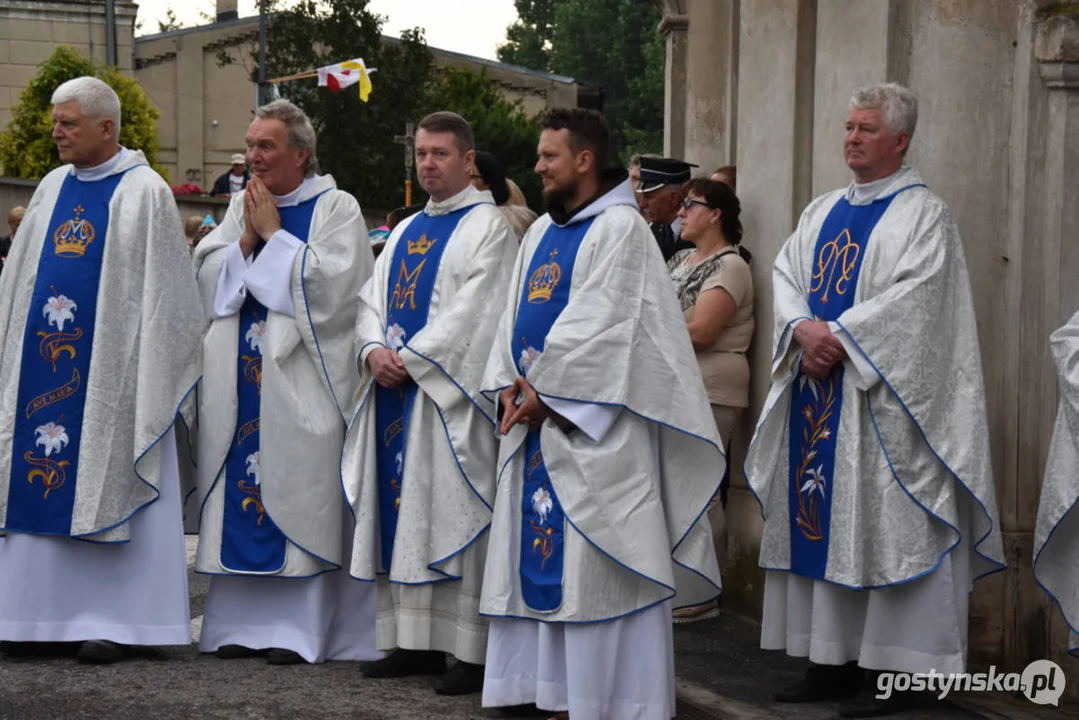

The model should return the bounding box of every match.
[52,76,121,137]
[255,99,319,176]
[850,82,918,141]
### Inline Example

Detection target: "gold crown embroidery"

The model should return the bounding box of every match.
[527,249,560,303]
[407,233,437,255]
[53,205,95,258]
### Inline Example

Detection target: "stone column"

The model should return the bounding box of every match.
[683,0,739,171]
[658,7,688,159]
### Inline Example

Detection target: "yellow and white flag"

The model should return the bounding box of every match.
[316,58,375,101]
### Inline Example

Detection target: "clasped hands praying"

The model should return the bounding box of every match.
[239,176,282,259]
[794,320,848,379]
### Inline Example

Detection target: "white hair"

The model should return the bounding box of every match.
[850,82,917,142]
[255,99,319,176]
[52,76,121,137]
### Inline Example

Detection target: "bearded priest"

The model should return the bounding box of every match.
[0,77,205,664]
[192,99,376,665]
[342,111,517,695]
[479,107,723,720]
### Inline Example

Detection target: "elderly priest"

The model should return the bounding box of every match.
[0,76,205,664]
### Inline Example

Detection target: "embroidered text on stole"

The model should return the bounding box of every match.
[375,205,475,574]
[7,171,127,536]
[510,218,595,612]
[219,194,321,573]
[786,195,895,579]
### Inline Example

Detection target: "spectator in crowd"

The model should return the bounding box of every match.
[627,152,661,215]
[712,165,737,192]
[0,205,24,275]
[211,153,250,197]
[471,150,510,205]
[505,178,528,207]
[667,176,755,623]
[184,214,204,243]
[638,156,697,260]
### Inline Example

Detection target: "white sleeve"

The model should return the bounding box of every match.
[211,242,253,319]
[540,395,621,444]
[829,321,880,390]
[244,229,304,318]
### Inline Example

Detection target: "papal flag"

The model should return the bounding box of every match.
[317,58,375,101]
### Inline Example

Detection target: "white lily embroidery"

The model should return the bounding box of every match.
[532,485,554,525]
[800,464,826,499]
[245,321,266,354]
[42,294,77,332]
[246,452,261,485]
[520,346,542,377]
[386,323,406,350]
[35,421,69,457]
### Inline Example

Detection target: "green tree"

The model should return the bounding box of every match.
[423,68,541,208]
[157,7,183,33]
[497,0,557,72]
[550,0,664,164]
[0,45,167,180]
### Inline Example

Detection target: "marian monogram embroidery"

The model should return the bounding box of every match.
[53,205,95,257]
[810,229,861,304]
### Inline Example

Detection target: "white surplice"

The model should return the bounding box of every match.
[749,167,1005,674]
[480,175,723,720]
[0,149,204,645]
[193,175,377,662]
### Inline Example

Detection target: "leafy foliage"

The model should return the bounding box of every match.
[157,7,183,33]
[498,0,666,165]
[0,46,167,180]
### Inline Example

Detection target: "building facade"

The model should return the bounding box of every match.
[654,0,1079,693]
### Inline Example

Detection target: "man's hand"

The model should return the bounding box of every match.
[794,320,846,379]
[246,176,282,242]
[499,377,550,436]
[368,347,408,388]
[239,186,260,259]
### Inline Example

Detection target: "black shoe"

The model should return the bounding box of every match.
[362,649,446,678]
[216,644,268,660]
[774,662,864,703]
[76,639,125,665]
[838,678,913,718]
[266,647,306,665]
[433,660,484,695]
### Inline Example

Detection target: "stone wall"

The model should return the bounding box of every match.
[656,0,1079,693]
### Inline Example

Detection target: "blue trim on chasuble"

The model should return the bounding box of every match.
[219,193,323,573]
[786,195,896,579]
[7,171,129,535]
[375,205,477,573]
[510,218,596,612]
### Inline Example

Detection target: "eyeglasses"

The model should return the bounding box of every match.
[681,198,713,212]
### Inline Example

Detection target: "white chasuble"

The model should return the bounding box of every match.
[193,175,372,578]
[746,167,1005,672]
[1034,309,1079,655]
[0,149,204,643]
[342,185,517,664]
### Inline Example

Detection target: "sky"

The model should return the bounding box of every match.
[134,0,519,61]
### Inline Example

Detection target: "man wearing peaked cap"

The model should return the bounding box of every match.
[637,156,697,261]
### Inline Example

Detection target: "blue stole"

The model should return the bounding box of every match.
[375,205,476,573]
[786,191,910,579]
[510,217,596,612]
[7,170,130,535]
[219,192,323,573]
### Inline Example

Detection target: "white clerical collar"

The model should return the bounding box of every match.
[425,184,493,217]
[271,175,322,208]
[72,146,134,182]
[848,166,912,206]
[561,177,637,226]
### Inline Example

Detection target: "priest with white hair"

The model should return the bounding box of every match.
[0,76,205,664]
[191,99,376,665]
[1034,310,1079,658]
[745,82,1005,718]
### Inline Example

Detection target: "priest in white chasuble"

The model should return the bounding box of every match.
[341,111,517,695]
[1034,310,1079,658]
[479,108,723,720]
[192,99,376,666]
[0,77,204,665]
[744,83,1005,718]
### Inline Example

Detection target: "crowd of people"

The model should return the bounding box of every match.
[0,73,1073,720]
